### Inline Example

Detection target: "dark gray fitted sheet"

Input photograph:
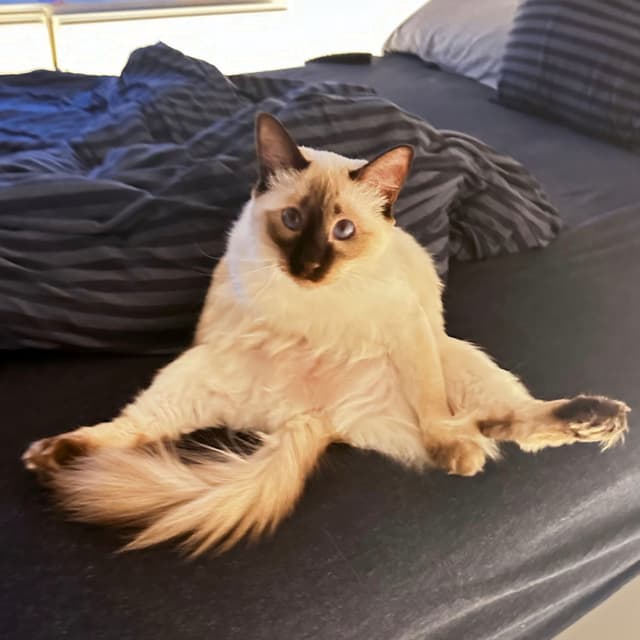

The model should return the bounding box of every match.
[2,54,639,640]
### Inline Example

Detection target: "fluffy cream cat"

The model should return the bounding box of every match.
[23,113,629,555]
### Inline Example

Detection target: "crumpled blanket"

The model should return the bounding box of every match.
[0,43,561,353]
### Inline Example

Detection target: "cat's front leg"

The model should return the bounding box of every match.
[389,316,496,476]
[23,344,235,474]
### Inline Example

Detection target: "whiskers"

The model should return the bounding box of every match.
[175,244,223,277]
[251,263,279,302]
[339,267,388,297]
[239,261,278,278]
[224,248,283,307]
[196,244,223,263]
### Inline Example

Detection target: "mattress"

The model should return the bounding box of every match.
[2,54,639,640]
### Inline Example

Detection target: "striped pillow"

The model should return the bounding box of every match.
[497,0,640,148]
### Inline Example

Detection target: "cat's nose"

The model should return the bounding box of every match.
[302,261,323,280]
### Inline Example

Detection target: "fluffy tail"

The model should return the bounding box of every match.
[50,417,331,555]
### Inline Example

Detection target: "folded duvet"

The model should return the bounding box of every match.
[0,43,560,352]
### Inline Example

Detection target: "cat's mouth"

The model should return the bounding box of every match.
[278,260,332,286]
[292,261,327,282]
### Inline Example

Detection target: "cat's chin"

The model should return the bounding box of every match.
[289,275,332,289]
[274,263,335,288]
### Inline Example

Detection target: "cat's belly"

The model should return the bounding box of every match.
[211,339,416,434]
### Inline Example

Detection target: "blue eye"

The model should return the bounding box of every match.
[333,219,356,240]
[282,207,302,231]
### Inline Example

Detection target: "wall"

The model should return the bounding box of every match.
[0,18,56,72]
[0,0,426,75]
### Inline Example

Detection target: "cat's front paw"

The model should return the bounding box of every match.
[23,434,90,475]
[553,395,630,450]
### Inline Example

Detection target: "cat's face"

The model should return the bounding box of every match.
[251,113,413,286]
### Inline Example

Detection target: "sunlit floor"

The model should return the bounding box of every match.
[556,576,640,639]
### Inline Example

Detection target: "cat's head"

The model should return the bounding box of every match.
[250,112,413,286]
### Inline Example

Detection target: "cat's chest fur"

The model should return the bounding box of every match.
[207,324,410,434]
[195,262,421,433]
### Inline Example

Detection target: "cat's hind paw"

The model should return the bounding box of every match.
[23,434,90,475]
[553,395,630,450]
[427,439,487,477]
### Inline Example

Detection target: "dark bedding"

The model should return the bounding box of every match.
[274,54,640,229]
[2,53,640,640]
[0,44,558,353]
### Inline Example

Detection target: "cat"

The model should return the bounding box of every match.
[23,112,629,556]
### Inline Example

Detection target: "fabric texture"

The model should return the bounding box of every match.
[497,0,640,148]
[297,54,640,231]
[384,0,518,89]
[0,43,559,353]
[2,53,639,640]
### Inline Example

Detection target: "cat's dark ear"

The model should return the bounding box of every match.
[349,145,414,218]
[255,112,309,193]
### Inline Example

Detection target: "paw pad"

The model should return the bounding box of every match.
[23,435,89,474]
[553,395,630,449]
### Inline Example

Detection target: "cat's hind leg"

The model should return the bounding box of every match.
[23,344,238,474]
[441,337,629,456]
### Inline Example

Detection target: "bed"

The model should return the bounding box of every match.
[2,50,640,640]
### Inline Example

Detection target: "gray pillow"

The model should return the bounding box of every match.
[497,0,640,148]
[384,0,518,89]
